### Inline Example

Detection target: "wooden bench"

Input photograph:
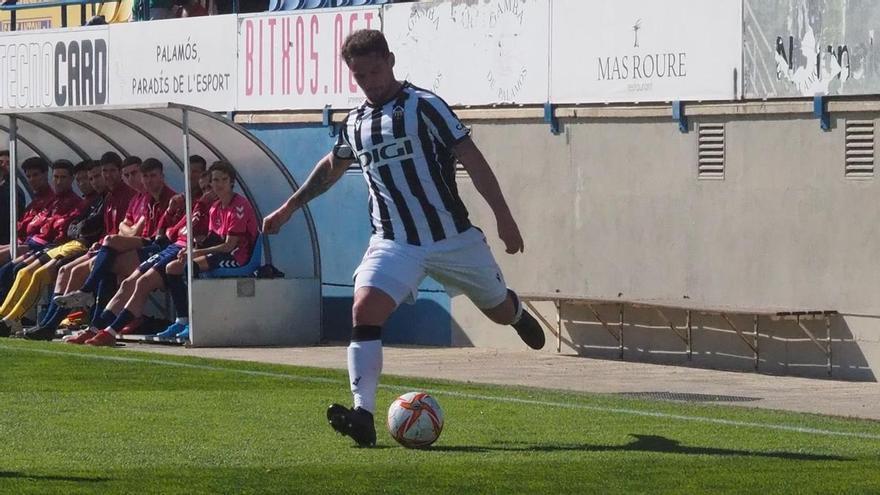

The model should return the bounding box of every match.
[519,292,838,375]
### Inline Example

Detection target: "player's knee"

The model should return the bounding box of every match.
[133,275,152,293]
[119,276,137,292]
[351,294,393,327]
[166,261,182,275]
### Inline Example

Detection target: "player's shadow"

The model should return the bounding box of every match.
[0,471,111,482]
[430,434,849,461]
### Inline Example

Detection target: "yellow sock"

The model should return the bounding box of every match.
[7,265,51,320]
[0,264,37,317]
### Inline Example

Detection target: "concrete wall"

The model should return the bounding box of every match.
[450,109,880,380]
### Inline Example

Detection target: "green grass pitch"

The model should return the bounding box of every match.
[1,339,879,494]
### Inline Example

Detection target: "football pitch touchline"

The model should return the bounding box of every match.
[4,344,880,442]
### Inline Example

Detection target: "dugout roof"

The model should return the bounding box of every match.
[0,103,320,280]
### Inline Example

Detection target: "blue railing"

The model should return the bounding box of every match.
[268,0,388,12]
[0,0,119,30]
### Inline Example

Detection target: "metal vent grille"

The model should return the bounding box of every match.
[697,123,725,179]
[845,119,875,178]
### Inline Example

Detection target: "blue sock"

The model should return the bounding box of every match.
[91,309,118,330]
[166,274,188,318]
[109,309,135,332]
[81,246,116,293]
[39,292,62,326]
[42,307,70,331]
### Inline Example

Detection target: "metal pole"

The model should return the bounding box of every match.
[9,116,18,260]
[554,300,561,353]
[826,314,832,377]
[182,109,194,344]
[618,303,624,359]
[753,315,759,371]
[686,310,692,360]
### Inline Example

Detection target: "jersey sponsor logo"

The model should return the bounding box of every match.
[356,139,415,168]
[234,205,245,219]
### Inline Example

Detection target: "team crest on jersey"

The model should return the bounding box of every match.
[392,105,405,122]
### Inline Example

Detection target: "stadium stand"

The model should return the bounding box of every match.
[0,0,119,30]
[270,0,389,11]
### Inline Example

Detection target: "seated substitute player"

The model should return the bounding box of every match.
[54,157,177,311]
[25,160,86,249]
[261,29,545,448]
[2,162,108,339]
[0,156,55,265]
[61,172,215,345]
[72,159,98,200]
[78,161,256,346]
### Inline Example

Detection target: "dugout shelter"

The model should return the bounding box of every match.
[1,103,321,347]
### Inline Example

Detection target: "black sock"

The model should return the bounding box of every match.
[166,274,188,317]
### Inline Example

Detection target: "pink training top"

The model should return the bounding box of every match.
[208,193,259,265]
[140,185,177,239]
[169,194,212,247]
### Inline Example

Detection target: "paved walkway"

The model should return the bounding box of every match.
[119,344,880,421]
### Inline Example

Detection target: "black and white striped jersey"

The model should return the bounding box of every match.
[333,82,472,246]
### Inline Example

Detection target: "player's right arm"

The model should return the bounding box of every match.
[262,151,354,234]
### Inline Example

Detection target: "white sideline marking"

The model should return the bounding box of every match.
[4,344,880,442]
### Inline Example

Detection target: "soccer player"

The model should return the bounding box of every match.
[0,157,55,265]
[72,159,97,199]
[0,157,60,300]
[261,29,545,447]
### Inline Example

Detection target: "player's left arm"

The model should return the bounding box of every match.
[453,137,524,254]
[190,233,240,258]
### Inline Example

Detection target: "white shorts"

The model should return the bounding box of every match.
[353,227,508,309]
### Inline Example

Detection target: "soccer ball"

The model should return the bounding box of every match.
[386,392,444,448]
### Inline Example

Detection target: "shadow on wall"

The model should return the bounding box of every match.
[323,293,458,346]
[554,304,875,382]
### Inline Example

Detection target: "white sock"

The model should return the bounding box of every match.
[106,328,118,337]
[175,317,189,325]
[347,339,382,414]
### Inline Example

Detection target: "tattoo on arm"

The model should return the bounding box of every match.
[292,161,345,208]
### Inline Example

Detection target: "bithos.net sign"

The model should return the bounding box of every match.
[0,29,109,109]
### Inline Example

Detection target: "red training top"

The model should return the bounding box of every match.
[17,186,55,240]
[32,189,82,244]
[103,182,137,236]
